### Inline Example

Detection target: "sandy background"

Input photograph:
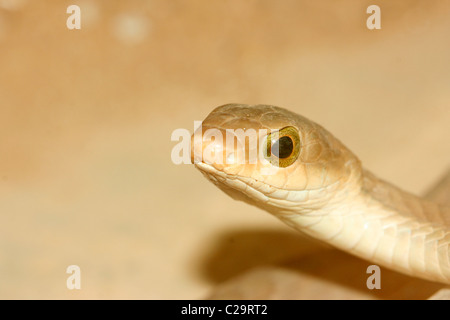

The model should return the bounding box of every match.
[0,0,449,299]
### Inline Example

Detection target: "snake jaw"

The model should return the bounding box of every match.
[194,162,343,216]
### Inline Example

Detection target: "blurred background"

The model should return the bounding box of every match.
[0,0,449,299]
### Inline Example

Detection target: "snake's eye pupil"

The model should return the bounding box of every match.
[265,126,300,168]
[272,136,294,159]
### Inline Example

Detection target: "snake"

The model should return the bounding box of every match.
[191,103,450,285]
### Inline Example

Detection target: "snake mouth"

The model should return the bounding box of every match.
[194,162,335,219]
[194,162,344,211]
[194,162,273,203]
[194,162,318,207]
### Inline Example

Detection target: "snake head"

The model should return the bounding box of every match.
[191,104,362,215]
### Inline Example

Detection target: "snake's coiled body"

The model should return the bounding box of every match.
[192,104,450,284]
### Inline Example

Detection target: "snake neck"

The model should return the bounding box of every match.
[279,169,450,284]
[361,169,450,227]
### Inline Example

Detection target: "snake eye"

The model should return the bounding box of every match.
[265,126,300,168]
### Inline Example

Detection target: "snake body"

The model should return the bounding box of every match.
[192,104,450,285]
